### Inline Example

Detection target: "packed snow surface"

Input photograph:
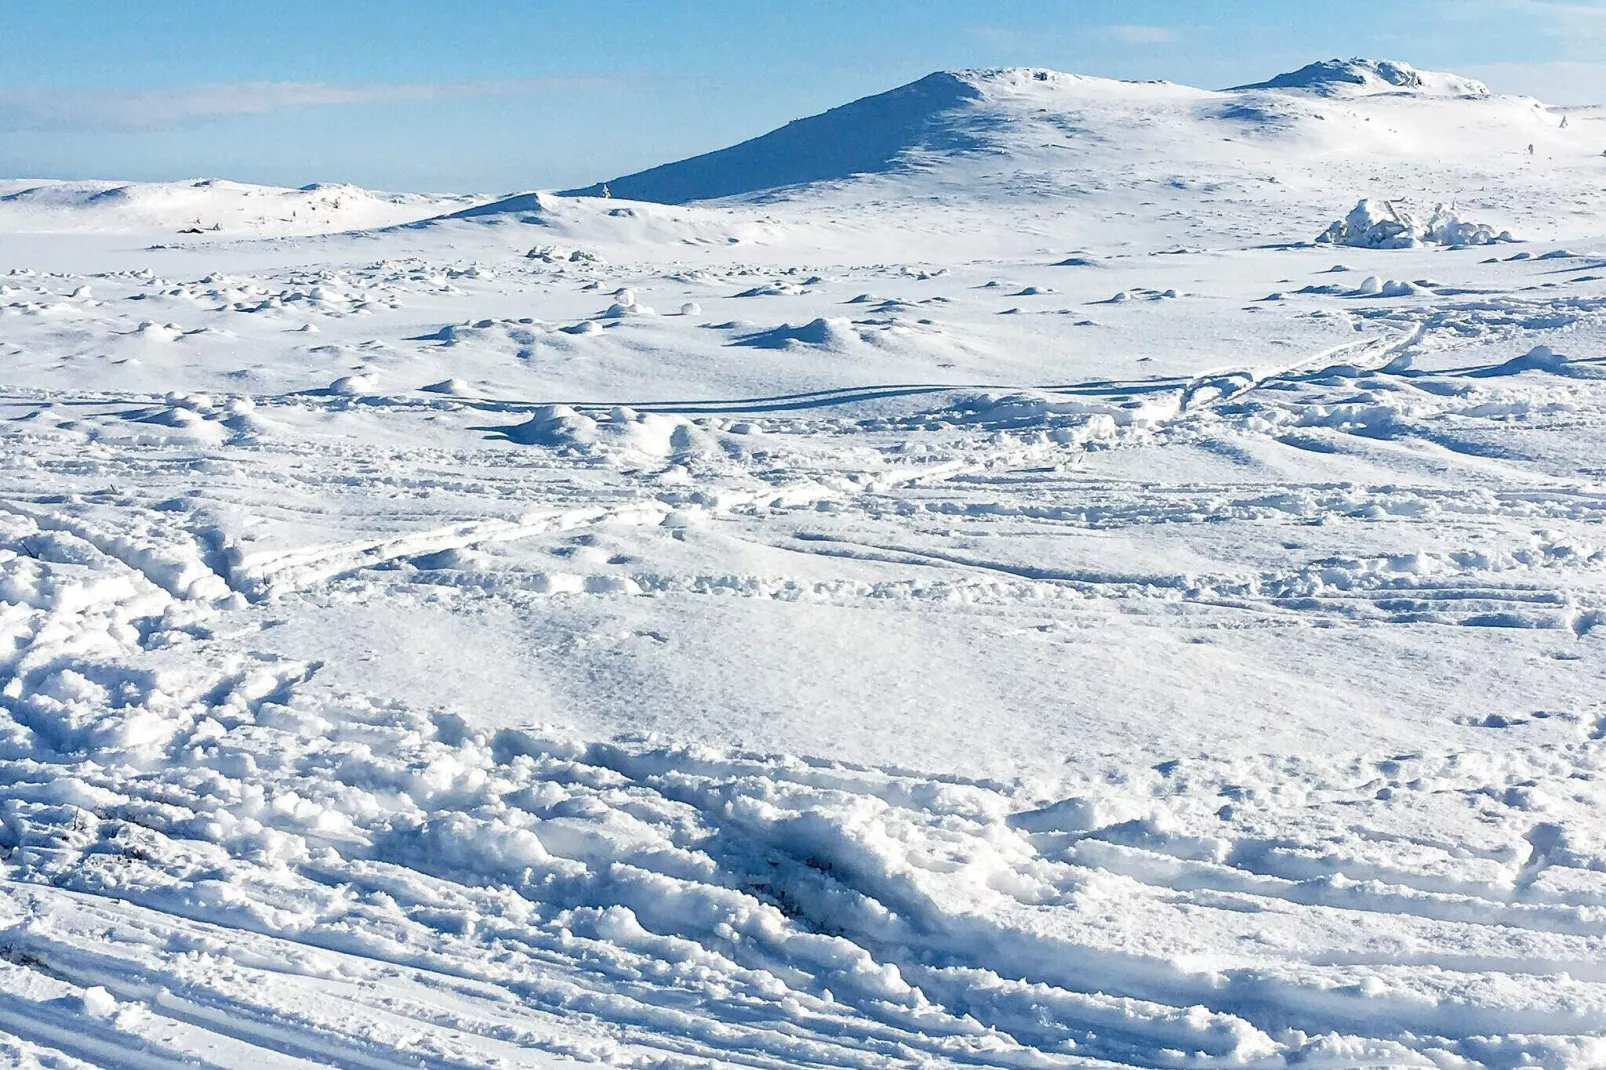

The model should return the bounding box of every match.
[3,59,1606,1069]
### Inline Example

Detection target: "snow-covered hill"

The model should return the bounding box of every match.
[551,60,1581,211]
[4,57,1606,1070]
[0,177,485,235]
[561,70,988,203]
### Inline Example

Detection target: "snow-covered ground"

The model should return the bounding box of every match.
[3,60,1606,1068]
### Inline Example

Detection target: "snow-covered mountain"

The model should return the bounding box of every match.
[555,60,1562,207]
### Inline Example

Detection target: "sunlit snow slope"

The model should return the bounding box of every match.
[4,59,1606,1069]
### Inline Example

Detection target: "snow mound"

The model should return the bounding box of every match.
[1317,199,1514,248]
[949,391,1166,435]
[1233,59,1490,99]
[327,373,376,396]
[500,405,716,460]
[734,317,857,350]
[1468,345,1606,379]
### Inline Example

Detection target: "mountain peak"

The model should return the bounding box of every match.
[1232,58,1490,98]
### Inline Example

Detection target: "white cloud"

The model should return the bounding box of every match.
[0,77,616,131]
[1099,24,1180,45]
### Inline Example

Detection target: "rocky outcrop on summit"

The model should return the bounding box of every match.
[1232,58,1490,98]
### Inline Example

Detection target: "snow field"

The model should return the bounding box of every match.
[3,507,1606,1067]
[4,58,1606,1068]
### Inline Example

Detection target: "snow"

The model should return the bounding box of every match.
[1231,58,1492,99]
[0,178,487,236]
[79,987,117,1019]
[2,56,1606,1069]
[560,71,988,203]
[1318,199,1514,249]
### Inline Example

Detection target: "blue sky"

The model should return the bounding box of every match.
[2,0,1602,192]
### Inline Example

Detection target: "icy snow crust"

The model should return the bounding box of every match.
[4,59,1606,1068]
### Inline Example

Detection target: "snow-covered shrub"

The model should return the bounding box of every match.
[1317,199,1513,248]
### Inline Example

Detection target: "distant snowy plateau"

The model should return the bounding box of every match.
[5,58,1606,1068]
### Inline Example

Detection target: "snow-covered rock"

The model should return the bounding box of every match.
[1233,58,1490,98]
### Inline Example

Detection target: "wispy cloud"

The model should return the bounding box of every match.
[1098,24,1180,45]
[967,22,1182,52]
[1461,59,1606,104]
[0,76,619,131]
[1435,0,1606,45]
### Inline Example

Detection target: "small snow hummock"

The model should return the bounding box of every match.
[600,289,656,318]
[328,373,376,396]
[1351,275,1422,297]
[1317,199,1514,249]
[81,986,118,1018]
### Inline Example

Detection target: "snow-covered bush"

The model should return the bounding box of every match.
[1423,205,1508,246]
[1316,199,1513,248]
